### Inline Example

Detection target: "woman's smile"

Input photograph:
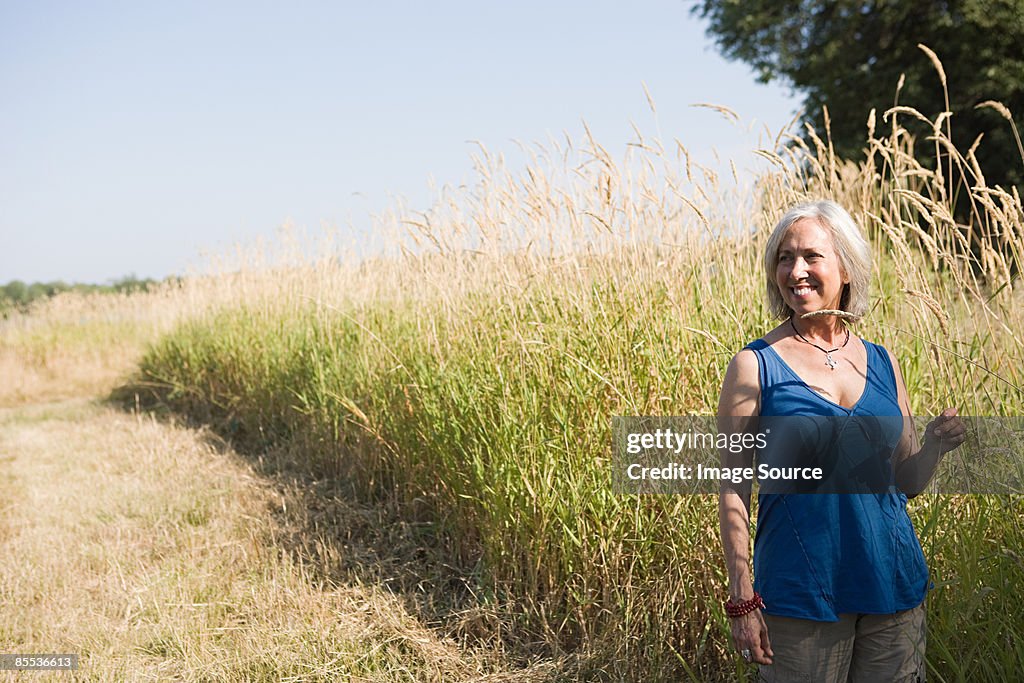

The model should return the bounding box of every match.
[776,218,846,313]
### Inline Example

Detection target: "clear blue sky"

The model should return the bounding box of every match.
[1,1,796,284]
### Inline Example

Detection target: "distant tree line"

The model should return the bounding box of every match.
[1,275,165,315]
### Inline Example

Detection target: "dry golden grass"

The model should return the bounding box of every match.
[0,288,175,407]
[0,399,556,681]
[2,48,1022,679]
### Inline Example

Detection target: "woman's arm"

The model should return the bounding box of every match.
[717,349,773,665]
[886,348,966,497]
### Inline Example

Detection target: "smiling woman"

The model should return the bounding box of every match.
[764,201,872,326]
[716,200,967,681]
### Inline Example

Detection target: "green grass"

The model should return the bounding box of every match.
[129,82,1024,679]
[135,255,1024,679]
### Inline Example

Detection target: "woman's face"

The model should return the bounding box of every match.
[775,218,848,316]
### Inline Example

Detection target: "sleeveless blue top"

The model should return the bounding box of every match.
[744,338,929,621]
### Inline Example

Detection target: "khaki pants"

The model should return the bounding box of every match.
[758,604,926,683]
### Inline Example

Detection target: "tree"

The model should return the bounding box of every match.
[3,280,28,305]
[694,0,1024,195]
[108,273,157,294]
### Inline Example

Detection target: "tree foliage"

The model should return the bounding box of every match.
[694,0,1024,193]
[0,275,161,315]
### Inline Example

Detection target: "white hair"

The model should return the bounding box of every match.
[763,200,872,320]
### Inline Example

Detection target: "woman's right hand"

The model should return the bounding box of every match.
[729,608,773,665]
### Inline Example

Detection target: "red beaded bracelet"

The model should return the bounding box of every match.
[724,592,765,617]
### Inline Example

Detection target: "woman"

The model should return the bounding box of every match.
[716,200,965,681]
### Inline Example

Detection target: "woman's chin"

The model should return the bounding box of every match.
[788,300,816,314]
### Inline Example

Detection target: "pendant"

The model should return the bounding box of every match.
[825,353,837,370]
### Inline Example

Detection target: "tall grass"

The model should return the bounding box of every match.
[127,61,1024,679]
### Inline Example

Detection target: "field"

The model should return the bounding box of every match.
[2,81,1023,679]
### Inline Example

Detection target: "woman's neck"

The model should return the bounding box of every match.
[789,314,847,346]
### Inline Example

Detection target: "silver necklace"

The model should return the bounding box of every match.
[790,318,850,370]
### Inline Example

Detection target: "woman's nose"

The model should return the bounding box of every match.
[792,258,809,278]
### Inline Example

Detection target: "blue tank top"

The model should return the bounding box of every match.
[744,337,929,621]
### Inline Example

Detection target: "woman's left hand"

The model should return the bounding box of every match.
[924,408,966,454]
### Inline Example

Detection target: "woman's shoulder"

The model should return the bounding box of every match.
[723,336,769,385]
[858,337,886,351]
[720,346,762,415]
[731,322,791,364]
[859,338,897,364]
[723,328,788,390]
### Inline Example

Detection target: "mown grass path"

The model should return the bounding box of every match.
[0,397,536,682]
